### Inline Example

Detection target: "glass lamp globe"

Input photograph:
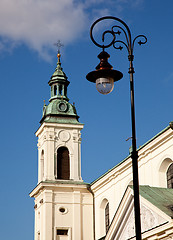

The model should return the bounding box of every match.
[96,77,114,95]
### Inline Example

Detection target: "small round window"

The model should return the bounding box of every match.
[59,207,68,214]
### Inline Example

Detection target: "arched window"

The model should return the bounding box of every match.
[167,163,173,188]
[54,85,57,96]
[159,158,173,187]
[105,202,110,233]
[57,147,70,180]
[64,86,67,96]
[59,85,62,95]
[100,198,110,237]
[40,150,44,181]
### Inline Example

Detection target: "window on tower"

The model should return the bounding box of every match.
[64,86,67,96]
[57,229,68,235]
[57,147,70,180]
[54,85,57,96]
[40,150,44,181]
[59,85,62,95]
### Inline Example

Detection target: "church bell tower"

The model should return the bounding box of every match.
[30,52,94,240]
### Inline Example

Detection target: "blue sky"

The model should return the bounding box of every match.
[0,0,173,239]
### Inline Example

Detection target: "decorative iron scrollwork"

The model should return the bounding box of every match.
[90,16,147,56]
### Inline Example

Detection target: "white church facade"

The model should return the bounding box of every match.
[30,53,173,240]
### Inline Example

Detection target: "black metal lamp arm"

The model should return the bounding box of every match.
[89,16,147,240]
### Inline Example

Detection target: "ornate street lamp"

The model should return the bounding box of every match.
[86,16,147,239]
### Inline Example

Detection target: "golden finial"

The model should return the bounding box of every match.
[57,52,61,61]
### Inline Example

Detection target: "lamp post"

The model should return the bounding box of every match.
[86,16,147,240]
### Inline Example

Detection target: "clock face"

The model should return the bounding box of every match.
[57,101,68,112]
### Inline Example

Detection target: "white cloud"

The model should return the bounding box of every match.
[0,0,88,59]
[0,0,144,60]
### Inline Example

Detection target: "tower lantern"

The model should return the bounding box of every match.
[30,52,94,240]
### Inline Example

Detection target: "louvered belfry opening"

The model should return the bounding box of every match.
[167,163,173,188]
[57,147,70,180]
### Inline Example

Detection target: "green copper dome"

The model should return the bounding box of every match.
[40,53,80,124]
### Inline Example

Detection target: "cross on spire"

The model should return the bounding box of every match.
[54,40,64,54]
